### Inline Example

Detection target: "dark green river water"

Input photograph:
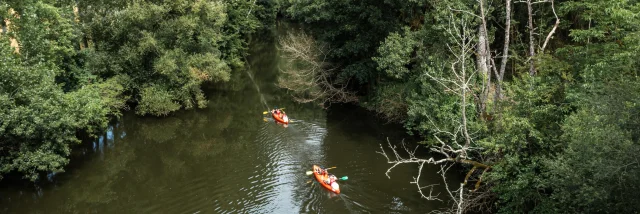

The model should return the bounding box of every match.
[0,23,453,214]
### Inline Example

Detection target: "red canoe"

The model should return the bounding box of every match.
[312,165,340,194]
[271,110,289,124]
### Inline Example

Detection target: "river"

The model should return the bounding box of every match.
[0,23,453,213]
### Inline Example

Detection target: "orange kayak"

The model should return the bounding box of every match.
[312,165,340,194]
[271,110,289,124]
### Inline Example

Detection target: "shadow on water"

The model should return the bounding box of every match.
[0,22,459,214]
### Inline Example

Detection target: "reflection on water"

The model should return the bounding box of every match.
[0,23,453,214]
[93,125,122,155]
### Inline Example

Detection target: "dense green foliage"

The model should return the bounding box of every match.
[0,0,265,180]
[2,0,640,212]
[281,0,640,212]
[77,0,264,115]
[282,0,427,86]
[0,41,125,181]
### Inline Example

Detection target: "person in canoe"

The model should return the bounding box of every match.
[313,166,330,179]
[320,168,328,176]
[315,167,323,175]
[271,107,289,124]
[311,165,341,194]
[325,174,339,191]
[271,107,283,117]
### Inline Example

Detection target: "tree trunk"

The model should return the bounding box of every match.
[477,25,489,77]
[477,0,493,114]
[527,0,536,76]
[494,0,511,101]
[477,25,489,113]
[498,0,511,82]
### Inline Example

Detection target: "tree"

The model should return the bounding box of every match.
[78,0,264,116]
[541,84,640,212]
[0,41,125,181]
[277,31,357,106]
[373,0,638,212]
[283,0,427,87]
[378,10,494,213]
[0,0,265,181]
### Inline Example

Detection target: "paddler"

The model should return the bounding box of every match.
[326,174,339,191]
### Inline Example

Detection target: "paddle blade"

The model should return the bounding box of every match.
[306,171,313,176]
[339,176,348,180]
[263,111,269,114]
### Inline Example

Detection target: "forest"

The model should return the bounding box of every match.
[0,0,271,180]
[2,0,639,213]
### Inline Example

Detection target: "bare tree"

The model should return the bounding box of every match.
[518,0,560,76]
[379,12,492,214]
[455,0,513,111]
[380,1,560,212]
[526,0,537,76]
[476,0,491,114]
[494,0,512,102]
[479,0,513,103]
[497,0,512,82]
[277,31,357,106]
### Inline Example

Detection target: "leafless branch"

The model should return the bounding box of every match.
[540,0,559,52]
[278,32,358,106]
[379,9,497,213]
[377,138,448,201]
[516,0,560,75]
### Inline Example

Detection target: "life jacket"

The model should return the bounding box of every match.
[330,181,339,191]
[328,175,339,190]
[327,175,336,184]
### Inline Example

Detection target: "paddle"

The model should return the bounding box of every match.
[306,176,349,182]
[263,108,285,114]
[306,166,336,175]
[337,176,349,181]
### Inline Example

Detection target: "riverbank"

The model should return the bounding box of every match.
[0,25,454,213]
